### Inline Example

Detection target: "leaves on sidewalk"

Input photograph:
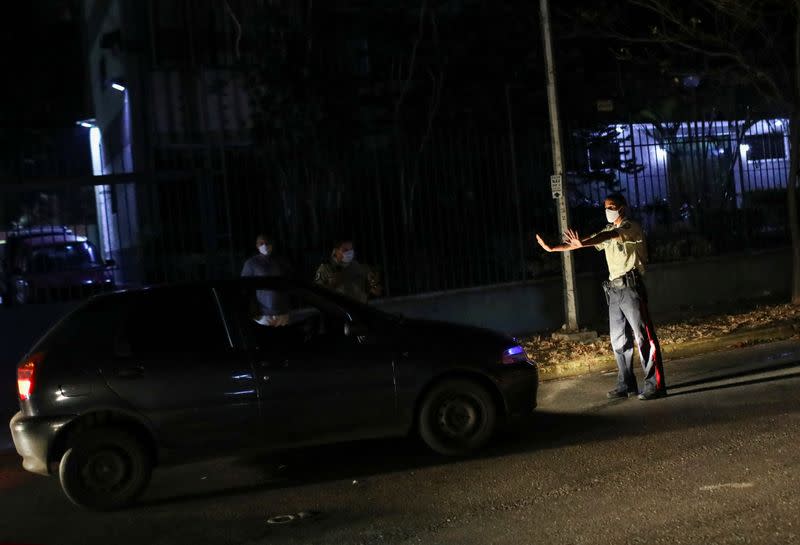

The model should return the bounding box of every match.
[521,303,800,368]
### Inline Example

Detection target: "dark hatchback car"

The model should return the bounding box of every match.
[1,226,114,304]
[10,277,538,510]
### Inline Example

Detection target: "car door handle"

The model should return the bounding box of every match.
[114,365,145,379]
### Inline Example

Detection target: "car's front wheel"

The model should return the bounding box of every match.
[58,427,152,511]
[419,378,498,456]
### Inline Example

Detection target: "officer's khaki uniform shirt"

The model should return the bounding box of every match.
[594,220,647,280]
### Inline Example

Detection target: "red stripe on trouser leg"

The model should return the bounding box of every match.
[638,296,664,391]
[644,324,662,389]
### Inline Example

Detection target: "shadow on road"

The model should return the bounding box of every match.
[668,358,800,391]
[667,371,800,398]
[134,411,614,509]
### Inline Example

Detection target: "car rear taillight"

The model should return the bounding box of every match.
[18,352,44,401]
[501,345,528,364]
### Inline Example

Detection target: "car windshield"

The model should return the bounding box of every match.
[304,282,402,324]
[28,241,100,273]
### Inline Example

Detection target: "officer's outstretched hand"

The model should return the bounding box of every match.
[564,229,582,249]
[535,234,552,252]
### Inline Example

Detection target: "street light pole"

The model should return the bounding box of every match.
[540,0,579,331]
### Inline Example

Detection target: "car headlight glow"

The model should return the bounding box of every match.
[501,344,528,364]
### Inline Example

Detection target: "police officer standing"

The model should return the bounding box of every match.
[535,194,667,400]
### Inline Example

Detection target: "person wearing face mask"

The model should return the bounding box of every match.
[314,238,382,303]
[241,234,290,326]
[535,193,666,401]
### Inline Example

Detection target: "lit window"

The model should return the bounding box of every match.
[743,133,786,161]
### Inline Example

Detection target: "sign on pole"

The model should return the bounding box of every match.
[550,174,563,199]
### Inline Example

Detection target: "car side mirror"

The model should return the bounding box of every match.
[344,322,369,337]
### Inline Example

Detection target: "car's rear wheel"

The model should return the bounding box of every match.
[419,378,497,456]
[58,427,152,511]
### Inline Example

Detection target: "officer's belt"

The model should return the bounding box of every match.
[603,270,641,290]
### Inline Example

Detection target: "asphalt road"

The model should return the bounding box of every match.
[2,340,800,545]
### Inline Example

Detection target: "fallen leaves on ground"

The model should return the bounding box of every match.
[520,303,800,368]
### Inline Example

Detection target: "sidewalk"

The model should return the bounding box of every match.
[521,302,800,381]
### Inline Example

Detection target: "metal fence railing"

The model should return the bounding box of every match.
[0,119,792,305]
[563,119,791,262]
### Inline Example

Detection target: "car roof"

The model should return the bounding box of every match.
[85,276,386,322]
[7,226,74,238]
[19,234,88,247]
[92,276,306,300]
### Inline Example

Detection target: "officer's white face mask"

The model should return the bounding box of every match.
[258,244,271,256]
[341,250,355,264]
[605,209,620,224]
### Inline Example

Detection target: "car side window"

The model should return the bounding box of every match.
[293,292,352,348]
[39,297,125,356]
[238,287,352,352]
[238,285,305,351]
[123,287,230,356]
[30,252,50,274]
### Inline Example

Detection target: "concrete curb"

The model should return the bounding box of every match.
[537,323,799,381]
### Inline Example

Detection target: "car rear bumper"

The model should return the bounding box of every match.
[9,411,74,476]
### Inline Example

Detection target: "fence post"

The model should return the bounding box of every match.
[506,84,528,282]
[217,145,236,278]
[628,121,641,208]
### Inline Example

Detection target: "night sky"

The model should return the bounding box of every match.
[0,0,88,129]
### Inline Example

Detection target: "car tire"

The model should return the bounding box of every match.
[419,378,497,456]
[58,427,152,511]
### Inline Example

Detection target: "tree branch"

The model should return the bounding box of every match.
[223,0,242,61]
[589,23,787,106]
[393,0,428,123]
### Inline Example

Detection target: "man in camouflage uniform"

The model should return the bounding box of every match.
[536,193,667,401]
[314,239,382,303]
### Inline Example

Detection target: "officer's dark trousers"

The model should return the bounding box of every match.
[605,281,666,394]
